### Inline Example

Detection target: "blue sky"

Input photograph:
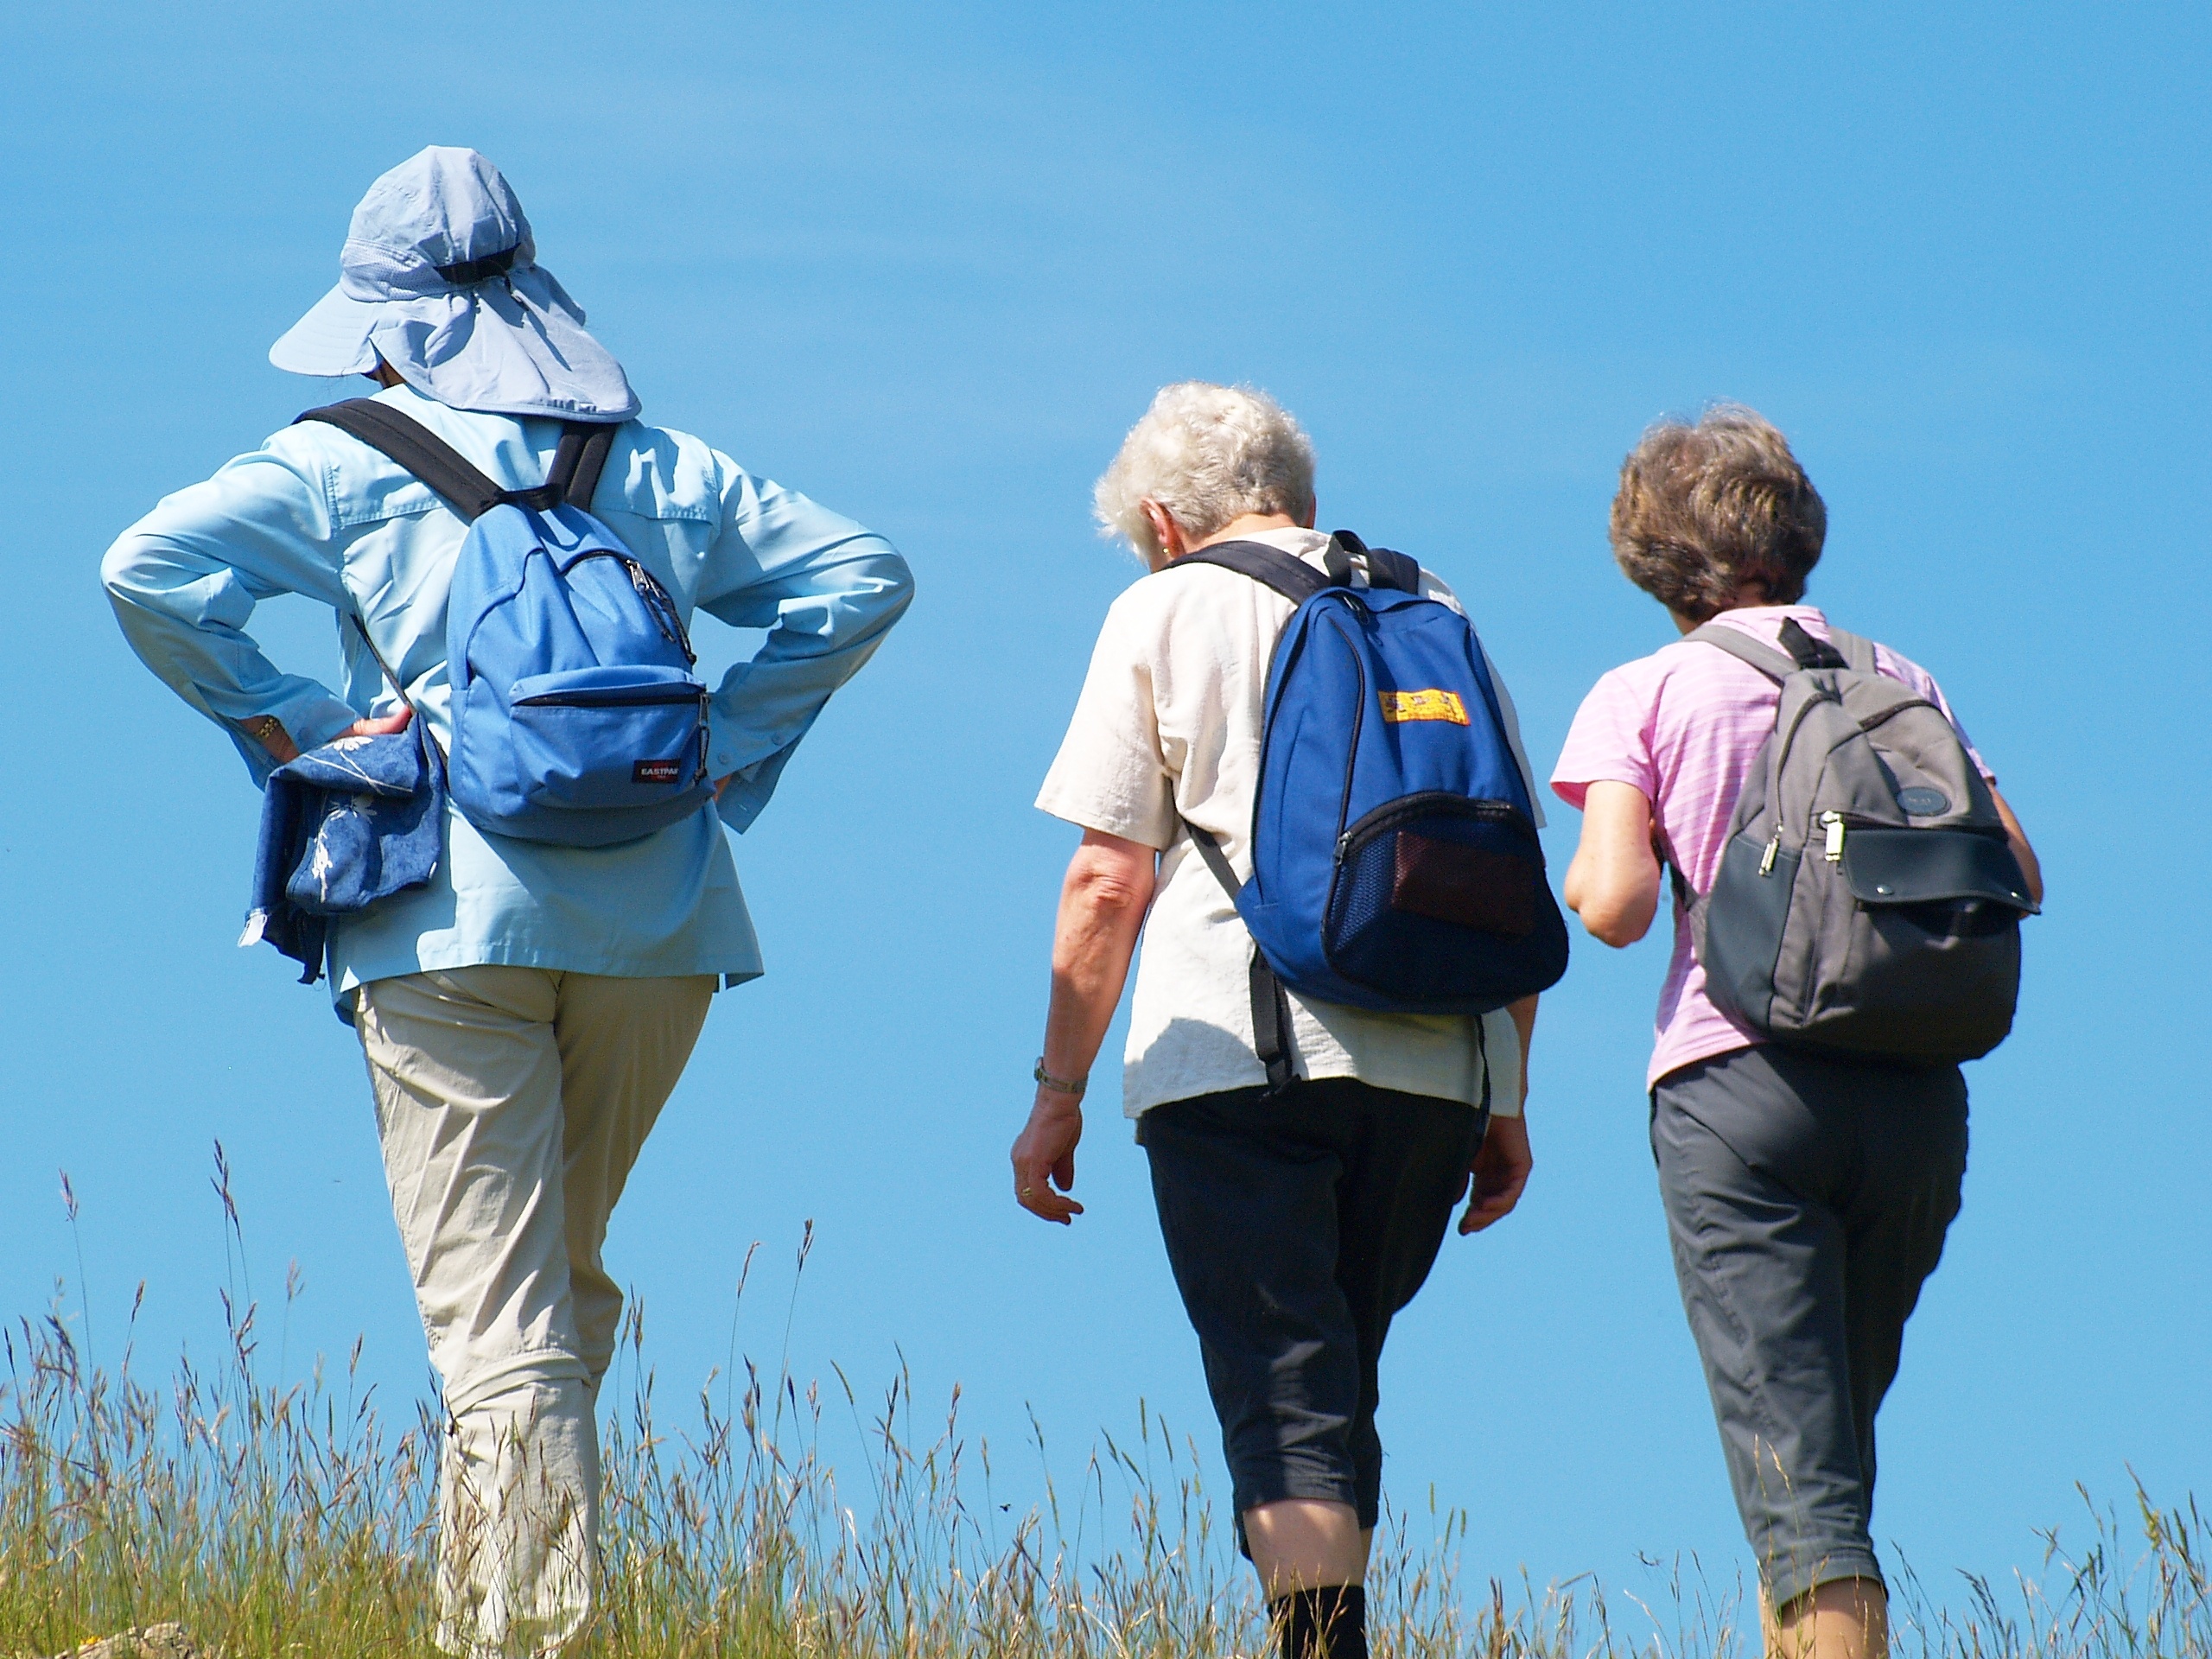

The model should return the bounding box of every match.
[3,0,2205,1611]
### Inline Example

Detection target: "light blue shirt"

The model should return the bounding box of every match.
[104,384,914,1003]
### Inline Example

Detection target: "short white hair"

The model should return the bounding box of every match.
[1093,382,1317,563]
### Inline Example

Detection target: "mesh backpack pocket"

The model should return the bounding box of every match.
[1325,794,1548,1007]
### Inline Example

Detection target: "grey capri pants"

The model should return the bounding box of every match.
[1651,1044,1968,1611]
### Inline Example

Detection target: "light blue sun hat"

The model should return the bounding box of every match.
[270,147,639,423]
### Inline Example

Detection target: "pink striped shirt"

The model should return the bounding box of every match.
[1549,607,1993,1089]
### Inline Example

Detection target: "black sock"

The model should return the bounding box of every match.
[1272,1584,1368,1659]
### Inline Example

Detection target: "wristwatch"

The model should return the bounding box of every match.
[245,715,285,746]
[1033,1058,1087,1099]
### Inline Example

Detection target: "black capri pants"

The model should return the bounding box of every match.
[1651,1044,1968,1611]
[1139,1077,1487,1552]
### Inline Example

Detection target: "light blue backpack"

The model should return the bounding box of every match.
[301,399,715,848]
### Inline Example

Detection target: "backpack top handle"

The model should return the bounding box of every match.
[1329,528,1421,594]
[1687,615,1875,682]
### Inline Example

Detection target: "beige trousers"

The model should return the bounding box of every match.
[357,966,715,1658]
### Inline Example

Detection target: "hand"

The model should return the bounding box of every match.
[1459,1113,1532,1235]
[247,703,412,766]
[1010,1090,1085,1224]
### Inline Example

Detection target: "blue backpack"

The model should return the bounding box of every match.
[1176,534,1569,1090]
[300,400,715,849]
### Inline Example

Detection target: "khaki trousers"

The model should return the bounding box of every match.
[357,966,715,1658]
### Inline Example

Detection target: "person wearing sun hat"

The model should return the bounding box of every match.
[102,146,914,1656]
[268,146,641,422]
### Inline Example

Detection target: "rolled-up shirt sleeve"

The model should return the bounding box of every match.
[694,460,915,832]
[100,444,365,785]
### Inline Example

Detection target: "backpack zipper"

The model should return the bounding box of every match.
[1817,810,1900,861]
[1772,686,1941,785]
[1329,610,1370,854]
[511,683,707,708]
[568,551,698,665]
[629,560,698,665]
[1815,808,2008,864]
[1855,697,1942,734]
[1333,794,1534,862]
[1249,594,1381,883]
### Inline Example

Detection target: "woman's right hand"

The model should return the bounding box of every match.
[1011,1091,1086,1224]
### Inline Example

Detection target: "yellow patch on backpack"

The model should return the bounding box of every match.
[1378,689,1470,725]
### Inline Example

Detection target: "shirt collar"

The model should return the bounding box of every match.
[1232,525,1334,563]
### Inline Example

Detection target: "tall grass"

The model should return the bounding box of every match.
[1,1213,2202,1657]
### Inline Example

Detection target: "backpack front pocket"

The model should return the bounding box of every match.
[1321,792,1566,1011]
[1819,827,2034,1061]
[505,666,709,811]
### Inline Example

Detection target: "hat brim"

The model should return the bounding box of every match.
[270,283,382,377]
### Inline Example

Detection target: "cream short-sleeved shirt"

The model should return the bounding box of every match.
[1036,527,1543,1120]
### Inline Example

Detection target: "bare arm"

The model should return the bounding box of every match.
[1991,787,2044,907]
[1565,775,2044,936]
[240,705,415,766]
[1010,830,1158,1224]
[1460,994,1537,1235]
[1563,780,1663,948]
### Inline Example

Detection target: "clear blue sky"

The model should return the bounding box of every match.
[3,0,2204,1611]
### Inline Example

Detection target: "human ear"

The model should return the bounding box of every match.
[1140,500,1181,565]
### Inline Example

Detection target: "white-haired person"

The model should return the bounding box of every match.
[1010,382,1542,1659]
[1553,407,2041,1659]
[101,148,912,1656]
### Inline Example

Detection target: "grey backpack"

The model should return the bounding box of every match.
[1681,618,2037,1065]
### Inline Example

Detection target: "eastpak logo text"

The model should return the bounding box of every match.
[632,759,683,784]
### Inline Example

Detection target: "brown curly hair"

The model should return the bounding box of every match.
[1609,404,1827,622]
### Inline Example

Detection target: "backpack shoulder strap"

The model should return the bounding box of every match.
[1825,626,1878,675]
[546,421,618,510]
[1183,823,1296,1093]
[298,399,611,521]
[296,400,517,522]
[1684,620,1802,683]
[1170,539,1332,605]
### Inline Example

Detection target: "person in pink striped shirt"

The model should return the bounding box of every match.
[1553,406,2041,1659]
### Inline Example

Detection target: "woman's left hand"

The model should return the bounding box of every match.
[246,702,413,766]
[1459,1114,1533,1234]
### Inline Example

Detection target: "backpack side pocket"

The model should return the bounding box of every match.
[1699,829,1798,1033]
